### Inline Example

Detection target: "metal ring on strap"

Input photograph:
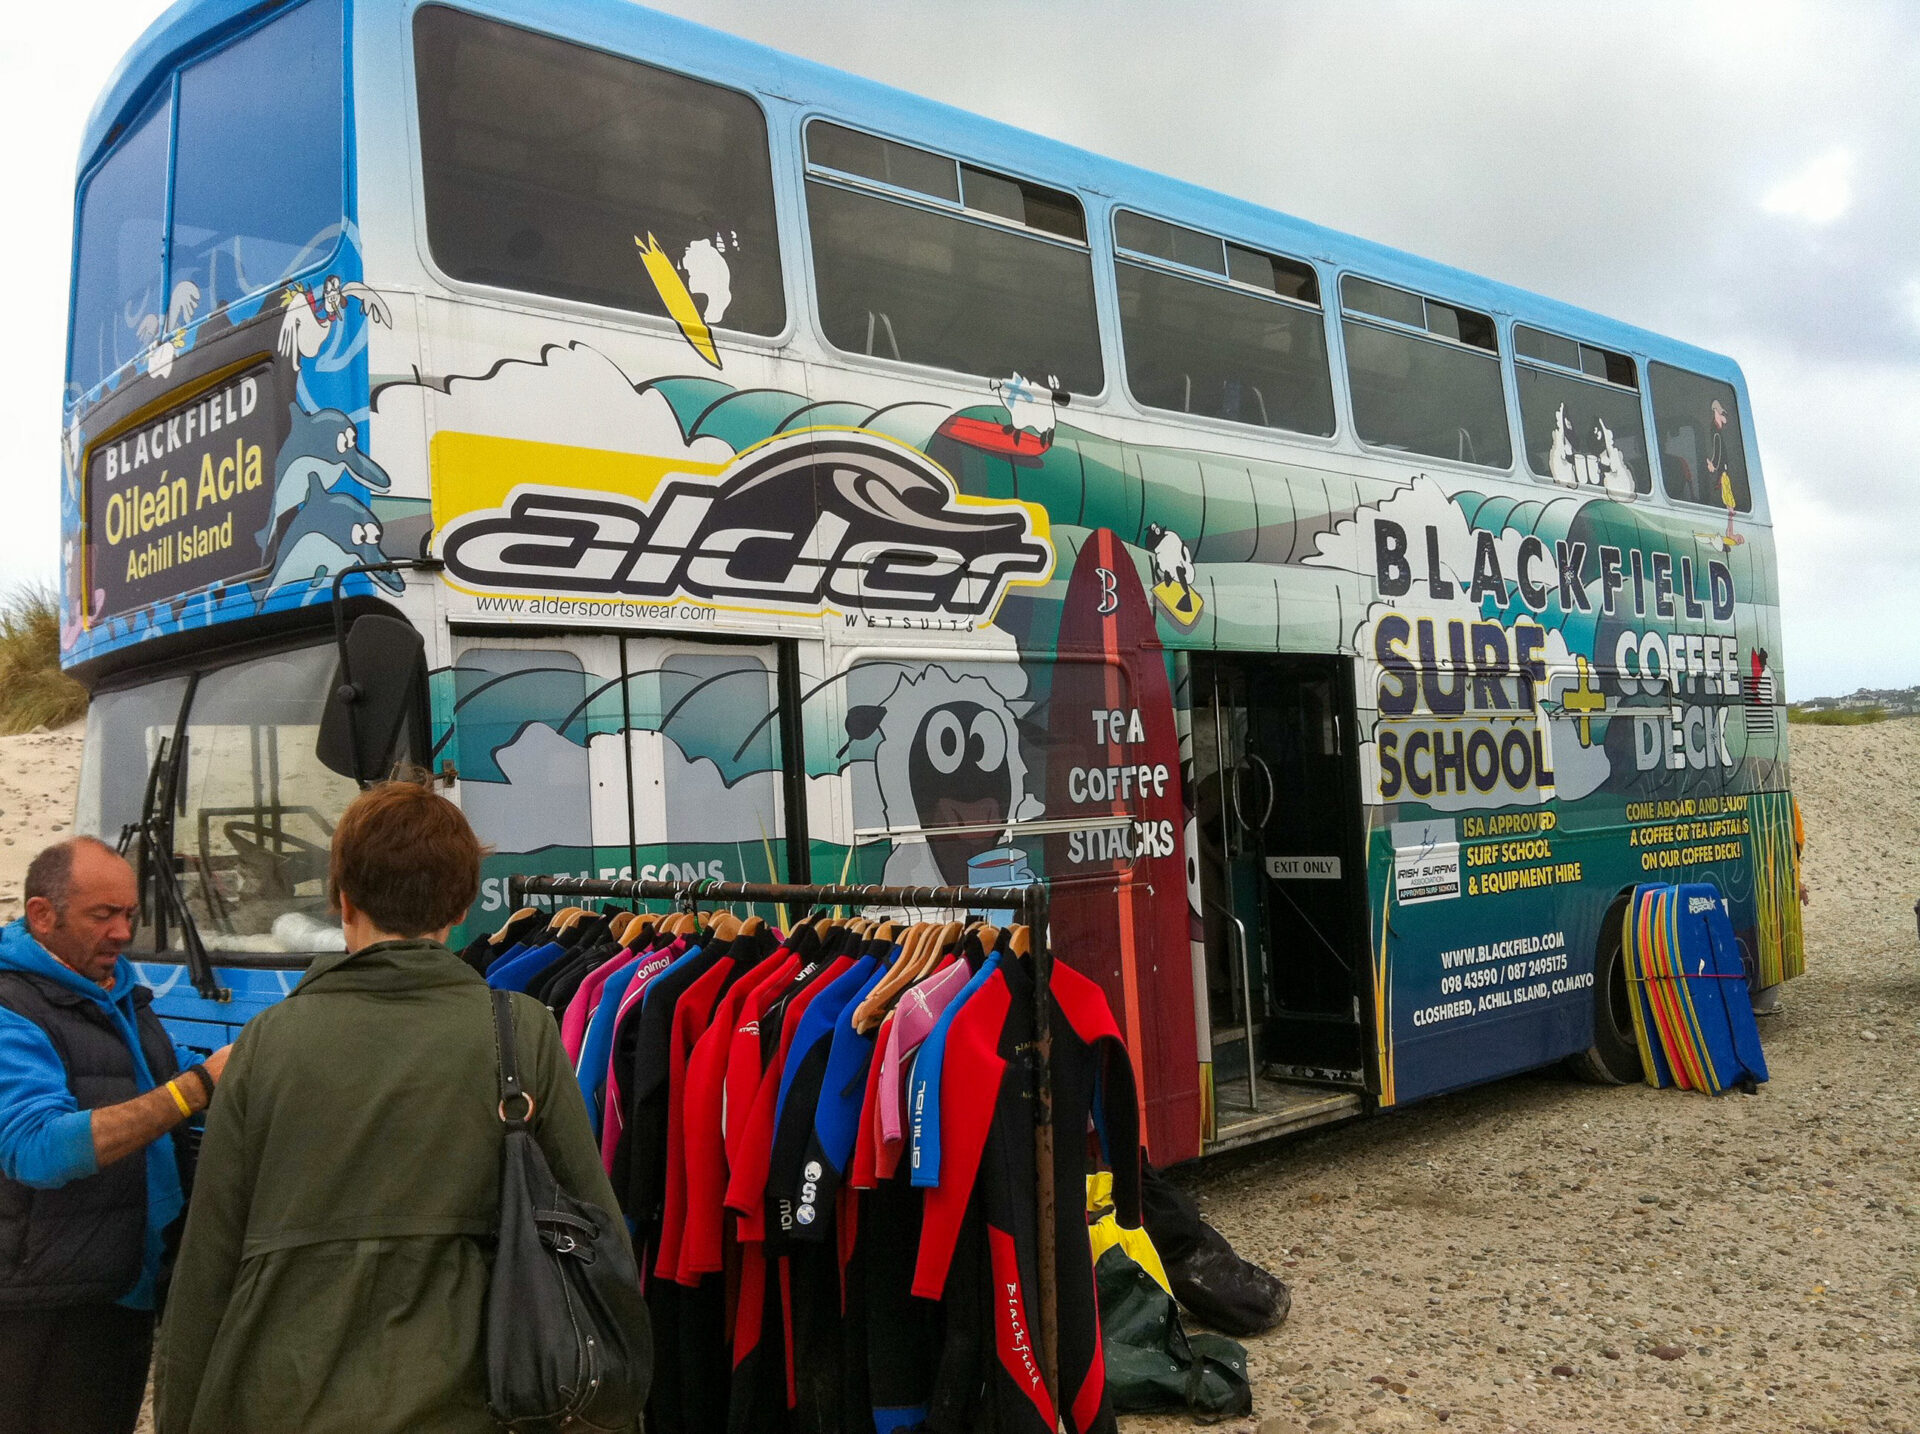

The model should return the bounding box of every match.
[498,1092,536,1123]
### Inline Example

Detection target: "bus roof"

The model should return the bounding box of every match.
[85,0,1745,386]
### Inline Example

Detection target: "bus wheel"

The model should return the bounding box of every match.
[1567,893,1642,1085]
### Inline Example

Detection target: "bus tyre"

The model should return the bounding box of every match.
[1568,895,1642,1085]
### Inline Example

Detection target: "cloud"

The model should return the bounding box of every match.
[1734,344,1920,695]
[460,721,594,853]
[631,730,787,848]
[1761,148,1856,225]
[13,0,1918,705]
[368,341,734,497]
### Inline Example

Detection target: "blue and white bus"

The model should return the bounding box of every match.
[61,0,1801,1162]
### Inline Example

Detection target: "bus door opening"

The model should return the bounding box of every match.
[1193,653,1369,1095]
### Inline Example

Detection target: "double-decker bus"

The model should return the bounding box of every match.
[61,0,1802,1162]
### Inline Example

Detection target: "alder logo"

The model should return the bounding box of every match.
[440,432,1052,620]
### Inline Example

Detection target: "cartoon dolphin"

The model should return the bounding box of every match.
[259,474,404,603]
[259,403,391,563]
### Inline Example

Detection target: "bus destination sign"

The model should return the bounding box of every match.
[85,365,289,621]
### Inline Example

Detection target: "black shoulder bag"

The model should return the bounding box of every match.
[485,989,652,1432]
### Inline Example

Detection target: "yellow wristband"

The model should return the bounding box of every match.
[165,1080,193,1118]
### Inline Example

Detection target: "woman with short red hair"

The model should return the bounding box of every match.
[154,777,645,1433]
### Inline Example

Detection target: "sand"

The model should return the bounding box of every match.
[5,716,1914,1432]
[1138,717,1920,1434]
[0,722,85,922]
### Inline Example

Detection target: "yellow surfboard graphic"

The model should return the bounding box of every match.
[1151,577,1203,631]
[635,233,721,369]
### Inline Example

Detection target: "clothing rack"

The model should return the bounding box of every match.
[508,873,1064,1413]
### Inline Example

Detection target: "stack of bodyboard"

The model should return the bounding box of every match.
[1622,882,1769,1093]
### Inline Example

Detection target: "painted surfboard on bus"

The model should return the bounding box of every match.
[1044,528,1201,1164]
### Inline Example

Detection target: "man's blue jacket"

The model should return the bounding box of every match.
[0,919,190,1309]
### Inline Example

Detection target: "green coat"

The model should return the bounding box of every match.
[154,938,631,1434]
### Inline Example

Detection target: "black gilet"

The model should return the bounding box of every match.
[0,969,183,1309]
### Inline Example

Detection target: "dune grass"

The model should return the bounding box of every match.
[0,586,87,735]
[1787,705,1888,726]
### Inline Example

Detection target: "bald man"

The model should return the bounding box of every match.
[0,837,231,1434]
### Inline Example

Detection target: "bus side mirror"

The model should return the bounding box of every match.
[318,615,427,783]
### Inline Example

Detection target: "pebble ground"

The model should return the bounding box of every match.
[1129,718,1920,1434]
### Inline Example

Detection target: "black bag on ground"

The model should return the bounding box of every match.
[1095,1244,1252,1423]
[1141,1160,1291,1337]
[484,990,652,1432]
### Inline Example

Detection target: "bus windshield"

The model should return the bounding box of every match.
[76,642,360,955]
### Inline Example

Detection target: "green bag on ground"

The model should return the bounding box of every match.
[1094,1243,1253,1422]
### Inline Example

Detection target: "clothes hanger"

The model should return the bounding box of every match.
[853,917,944,1032]
[491,906,539,943]
[921,925,967,982]
[900,920,953,984]
[740,914,766,936]
[852,927,919,1032]
[1009,924,1032,958]
[710,911,742,942]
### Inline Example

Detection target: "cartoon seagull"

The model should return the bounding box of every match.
[277,275,393,368]
[131,280,202,380]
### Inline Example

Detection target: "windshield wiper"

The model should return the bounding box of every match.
[118,736,228,1003]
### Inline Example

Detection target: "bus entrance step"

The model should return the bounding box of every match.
[1207,1077,1364,1156]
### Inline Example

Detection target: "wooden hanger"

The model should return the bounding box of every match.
[852,922,923,1032]
[1009,924,1032,958]
[740,914,766,936]
[491,906,539,943]
[926,920,965,976]
[852,917,953,1033]
[710,911,742,942]
[551,908,587,934]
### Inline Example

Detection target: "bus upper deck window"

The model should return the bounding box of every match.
[808,123,959,204]
[1340,274,1512,469]
[1651,363,1752,512]
[67,98,170,399]
[1115,211,1223,273]
[1226,244,1318,305]
[413,6,785,337]
[169,0,345,317]
[1114,210,1334,436]
[804,122,1102,394]
[1515,323,1650,495]
[961,167,1085,242]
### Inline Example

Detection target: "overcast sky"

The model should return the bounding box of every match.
[4,0,1913,697]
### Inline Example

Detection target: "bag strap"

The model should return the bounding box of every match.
[491,989,534,1128]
